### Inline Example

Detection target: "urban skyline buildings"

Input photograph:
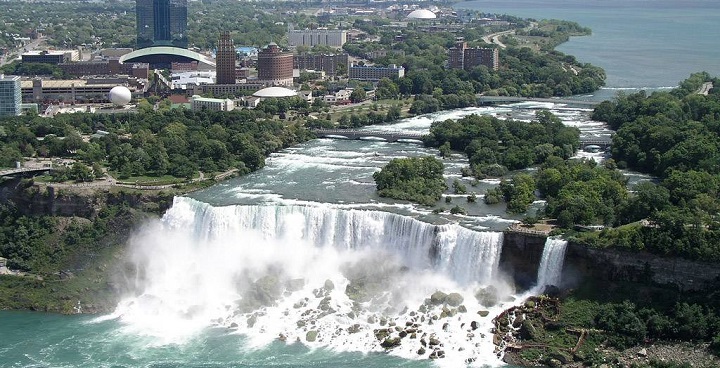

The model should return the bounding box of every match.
[215,31,236,85]
[0,75,22,117]
[136,0,188,49]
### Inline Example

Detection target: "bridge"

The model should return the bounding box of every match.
[0,167,54,178]
[313,129,425,143]
[477,95,602,108]
[579,137,613,150]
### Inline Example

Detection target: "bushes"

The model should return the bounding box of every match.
[373,156,447,206]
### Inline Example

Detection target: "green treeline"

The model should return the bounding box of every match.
[0,108,313,180]
[373,156,447,206]
[489,73,720,261]
[424,111,580,178]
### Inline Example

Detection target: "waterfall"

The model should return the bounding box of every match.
[536,237,568,288]
[112,196,510,365]
[163,196,503,286]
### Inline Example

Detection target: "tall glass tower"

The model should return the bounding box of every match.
[0,75,21,117]
[136,0,187,49]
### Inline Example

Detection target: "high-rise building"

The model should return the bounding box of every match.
[215,31,236,85]
[288,29,347,48]
[257,43,294,87]
[136,0,188,49]
[348,64,405,81]
[0,74,22,117]
[294,53,349,76]
[448,41,499,71]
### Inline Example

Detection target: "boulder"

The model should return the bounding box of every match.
[305,330,318,342]
[477,310,490,317]
[381,337,401,348]
[324,279,335,291]
[430,291,448,305]
[445,292,464,307]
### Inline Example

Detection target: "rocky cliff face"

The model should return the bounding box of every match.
[498,231,547,290]
[0,178,173,218]
[564,243,720,292]
[500,231,720,292]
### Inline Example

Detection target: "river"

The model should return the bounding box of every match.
[0,1,716,367]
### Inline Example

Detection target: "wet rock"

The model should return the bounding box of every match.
[410,332,417,339]
[493,334,502,346]
[513,314,525,328]
[306,330,318,342]
[442,322,449,331]
[420,338,427,347]
[229,322,238,329]
[324,279,335,291]
[477,310,490,317]
[429,337,441,346]
[367,315,377,324]
[446,292,464,307]
[470,321,479,330]
[475,286,499,307]
[286,278,305,292]
[399,330,408,338]
[348,324,361,334]
[519,320,538,340]
[296,320,306,327]
[247,315,257,328]
[278,333,286,341]
[381,337,401,348]
[458,305,468,313]
[379,317,387,326]
[430,291,448,305]
[417,347,426,355]
[375,328,389,341]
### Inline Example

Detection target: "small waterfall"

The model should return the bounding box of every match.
[536,237,568,288]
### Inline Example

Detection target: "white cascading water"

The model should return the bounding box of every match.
[112,196,515,367]
[535,237,569,289]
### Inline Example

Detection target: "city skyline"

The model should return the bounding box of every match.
[136,0,188,49]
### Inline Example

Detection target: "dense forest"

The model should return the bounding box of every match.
[480,73,720,261]
[0,108,313,180]
[373,156,447,206]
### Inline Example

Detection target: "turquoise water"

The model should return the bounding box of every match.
[0,311,425,368]
[458,0,720,89]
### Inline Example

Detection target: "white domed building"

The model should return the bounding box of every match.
[406,9,437,20]
[252,86,298,98]
[108,86,132,106]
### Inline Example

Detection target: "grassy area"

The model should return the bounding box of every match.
[327,97,413,123]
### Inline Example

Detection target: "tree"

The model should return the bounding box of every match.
[350,88,367,103]
[373,156,447,205]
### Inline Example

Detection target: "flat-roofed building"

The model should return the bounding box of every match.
[448,41,499,71]
[20,78,144,104]
[0,74,22,117]
[257,43,293,87]
[59,59,150,78]
[22,50,79,65]
[294,53,349,76]
[190,83,263,97]
[288,29,347,48]
[190,95,234,111]
[348,64,405,81]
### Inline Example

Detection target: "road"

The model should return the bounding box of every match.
[482,30,514,49]
[0,37,44,67]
